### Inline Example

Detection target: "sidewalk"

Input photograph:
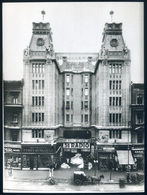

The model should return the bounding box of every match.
[4,167,127,184]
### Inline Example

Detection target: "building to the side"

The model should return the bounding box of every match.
[131,83,144,170]
[4,80,23,168]
[4,19,143,171]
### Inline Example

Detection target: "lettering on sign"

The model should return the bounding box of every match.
[22,146,54,153]
[63,142,90,149]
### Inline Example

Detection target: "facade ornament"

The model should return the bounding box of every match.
[24,47,30,56]
[102,59,108,66]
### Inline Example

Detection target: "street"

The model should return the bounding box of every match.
[3,167,144,192]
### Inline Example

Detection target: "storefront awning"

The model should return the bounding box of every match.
[117,150,134,165]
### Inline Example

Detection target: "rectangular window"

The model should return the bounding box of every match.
[85,101,88,109]
[71,114,73,123]
[116,64,119,74]
[136,112,143,124]
[71,101,73,109]
[39,64,42,73]
[113,97,115,106]
[109,97,112,106]
[11,131,18,141]
[66,101,70,109]
[36,97,38,106]
[81,88,83,96]
[42,113,44,122]
[119,65,122,73]
[35,113,38,122]
[116,97,118,106]
[32,97,34,106]
[42,80,44,89]
[116,131,118,138]
[85,114,88,123]
[116,80,118,90]
[119,130,122,139]
[113,114,115,123]
[109,130,112,138]
[39,80,41,89]
[137,132,143,143]
[32,130,44,138]
[119,81,121,89]
[66,75,70,83]
[119,114,121,123]
[81,114,83,123]
[119,97,121,106]
[32,80,35,89]
[42,97,44,106]
[66,88,70,96]
[32,113,34,122]
[109,114,112,123]
[112,64,115,73]
[36,80,38,90]
[71,88,73,96]
[39,113,41,122]
[42,64,44,73]
[109,64,112,73]
[36,64,38,73]
[39,97,41,106]
[12,114,18,123]
[66,114,70,122]
[71,75,73,83]
[85,88,88,96]
[13,97,18,104]
[116,114,118,123]
[32,64,35,73]
[113,81,115,90]
[85,75,88,83]
[113,130,115,138]
[137,94,143,104]
[109,81,112,90]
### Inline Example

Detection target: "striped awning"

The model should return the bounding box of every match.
[117,150,134,165]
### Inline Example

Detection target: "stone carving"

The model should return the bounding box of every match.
[102,59,108,66]
[45,44,53,56]
[24,47,30,56]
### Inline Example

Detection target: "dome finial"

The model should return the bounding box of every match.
[110,11,114,22]
[41,10,46,21]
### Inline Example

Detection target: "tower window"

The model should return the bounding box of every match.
[85,114,88,123]
[66,114,70,122]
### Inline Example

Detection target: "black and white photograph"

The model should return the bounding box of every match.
[3,2,144,193]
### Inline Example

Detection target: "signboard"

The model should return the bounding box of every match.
[132,150,144,158]
[63,142,90,149]
[22,146,54,153]
[97,130,109,143]
[4,148,21,153]
[44,131,54,143]
[97,146,115,152]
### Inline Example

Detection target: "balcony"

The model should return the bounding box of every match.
[4,103,23,108]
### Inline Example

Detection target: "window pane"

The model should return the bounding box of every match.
[42,80,44,89]
[32,113,34,122]
[32,80,34,89]
[42,97,44,106]
[85,88,88,95]
[42,113,44,122]
[66,88,70,96]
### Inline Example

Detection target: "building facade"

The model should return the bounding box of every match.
[131,83,144,170]
[4,80,23,168]
[4,19,143,171]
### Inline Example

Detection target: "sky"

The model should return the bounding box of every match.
[3,2,144,83]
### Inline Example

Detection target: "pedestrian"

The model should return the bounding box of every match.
[127,172,130,183]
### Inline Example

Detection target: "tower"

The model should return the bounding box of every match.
[22,21,62,169]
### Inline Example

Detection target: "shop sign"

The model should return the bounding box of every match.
[22,146,54,153]
[4,148,12,152]
[63,142,90,149]
[12,148,21,152]
[98,146,115,152]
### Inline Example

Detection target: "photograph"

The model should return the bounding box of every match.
[3,2,144,193]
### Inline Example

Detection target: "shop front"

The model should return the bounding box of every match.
[21,144,56,170]
[97,145,115,171]
[4,147,21,169]
[132,148,144,171]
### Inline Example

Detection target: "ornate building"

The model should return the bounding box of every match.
[4,19,139,171]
